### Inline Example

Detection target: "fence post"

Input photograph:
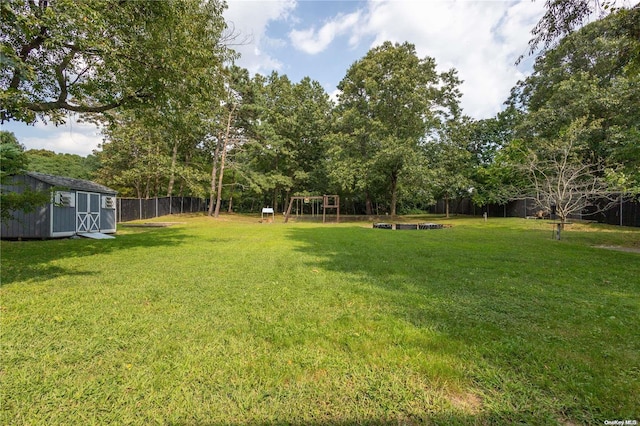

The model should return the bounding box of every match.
[139,198,142,220]
[156,197,158,219]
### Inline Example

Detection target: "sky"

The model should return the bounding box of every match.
[3,0,548,157]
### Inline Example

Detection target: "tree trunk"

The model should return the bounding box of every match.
[214,103,236,218]
[227,170,236,213]
[273,187,279,214]
[167,141,179,197]
[555,222,562,240]
[390,172,398,217]
[208,136,222,216]
[144,175,150,199]
[445,195,450,218]
[178,151,191,197]
[154,142,161,197]
[365,191,373,216]
[214,142,227,218]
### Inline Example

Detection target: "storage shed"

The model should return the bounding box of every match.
[1,172,117,239]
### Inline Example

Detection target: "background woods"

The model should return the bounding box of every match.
[2,1,638,219]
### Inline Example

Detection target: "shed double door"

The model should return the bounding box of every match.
[77,192,101,233]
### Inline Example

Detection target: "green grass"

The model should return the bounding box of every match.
[1,215,639,425]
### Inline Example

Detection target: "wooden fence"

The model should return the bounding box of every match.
[430,197,640,227]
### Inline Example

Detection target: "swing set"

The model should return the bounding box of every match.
[284,195,340,223]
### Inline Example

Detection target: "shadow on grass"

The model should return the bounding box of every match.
[0,226,189,286]
[283,225,640,423]
[169,415,482,426]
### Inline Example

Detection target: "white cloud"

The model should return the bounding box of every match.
[2,116,101,156]
[285,0,546,119]
[21,119,102,157]
[224,0,296,74]
[289,11,362,54]
[354,1,546,118]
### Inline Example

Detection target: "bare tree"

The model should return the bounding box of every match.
[523,123,621,239]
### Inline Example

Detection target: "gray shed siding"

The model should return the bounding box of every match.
[0,174,52,239]
[52,203,76,235]
[100,199,117,232]
[1,172,118,239]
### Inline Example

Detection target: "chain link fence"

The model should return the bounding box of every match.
[117,197,206,223]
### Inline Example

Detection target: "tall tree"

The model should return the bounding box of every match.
[94,113,171,198]
[213,102,237,218]
[238,72,332,212]
[468,107,525,207]
[512,5,640,194]
[330,41,462,216]
[425,117,476,218]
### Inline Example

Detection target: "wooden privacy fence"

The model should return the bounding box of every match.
[430,197,640,227]
[117,197,206,223]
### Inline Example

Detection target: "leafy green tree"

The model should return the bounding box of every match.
[0,131,50,223]
[93,30,228,201]
[1,0,232,124]
[94,110,178,198]
[425,117,475,218]
[237,72,332,212]
[330,41,462,216]
[525,0,637,60]
[0,131,27,173]
[512,6,640,194]
[468,107,525,207]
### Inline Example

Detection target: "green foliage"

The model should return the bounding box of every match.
[1,0,232,123]
[512,6,640,192]
[234,71,332,211]
[0,132,50,223]
[0,131,27,178]
[330,41,462,215]
[1,216,638,423]
[25,150,99,180]
[469,108,527,206]
[424,117,476,216]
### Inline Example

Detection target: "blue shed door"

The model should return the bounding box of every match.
[77,192,101,233]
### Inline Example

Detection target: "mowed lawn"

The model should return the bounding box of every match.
[1,215,639,425]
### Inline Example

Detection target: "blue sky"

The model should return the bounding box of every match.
[4,0,548,156]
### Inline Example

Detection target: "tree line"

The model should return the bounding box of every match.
[2,0,638,223]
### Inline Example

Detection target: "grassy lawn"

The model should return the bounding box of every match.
[1,215,639,425]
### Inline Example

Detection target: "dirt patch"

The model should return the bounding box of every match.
[594,245,640,254]
[448,391,482,414]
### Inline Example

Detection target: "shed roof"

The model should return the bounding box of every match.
[25,172,117,195]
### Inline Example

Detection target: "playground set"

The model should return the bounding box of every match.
[284,195,340,223]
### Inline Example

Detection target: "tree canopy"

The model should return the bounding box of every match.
[511,5,640,193]
[1,0,232,124]
[329,41,462,216]
[3,1,638,223]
